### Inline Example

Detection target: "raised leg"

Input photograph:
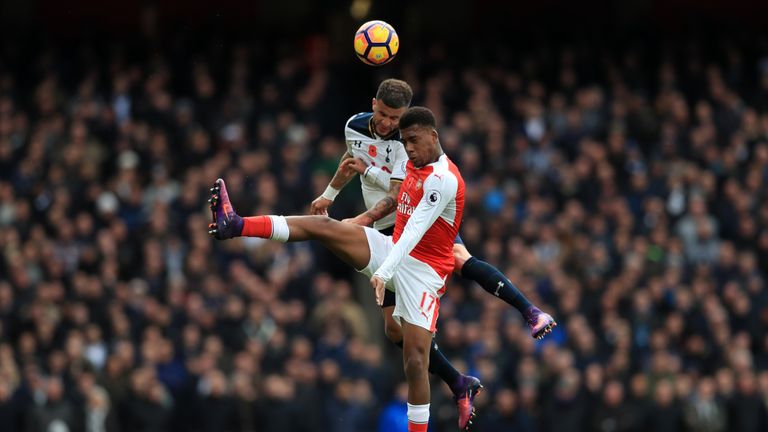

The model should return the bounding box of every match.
[208,178,371,271]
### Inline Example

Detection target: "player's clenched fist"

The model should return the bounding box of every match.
[340,157,368,175]
[310,196,333,215]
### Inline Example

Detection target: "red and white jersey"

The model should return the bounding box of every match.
[373,154,465,282]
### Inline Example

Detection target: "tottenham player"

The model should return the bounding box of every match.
[310,81,406,232]
[209,107,469,431]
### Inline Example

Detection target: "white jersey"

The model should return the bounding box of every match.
[344,112,407,230]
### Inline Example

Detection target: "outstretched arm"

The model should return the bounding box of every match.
[310,152,357,215]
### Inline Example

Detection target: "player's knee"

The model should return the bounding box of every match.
[311,215,336,238]
[384,320,402,344]
[403,353,427,380]
[314,215,334,226]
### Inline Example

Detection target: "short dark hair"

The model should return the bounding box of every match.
[398,106,436,130]
[376,79,413,109]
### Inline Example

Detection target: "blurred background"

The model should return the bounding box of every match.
[1,0,768,431]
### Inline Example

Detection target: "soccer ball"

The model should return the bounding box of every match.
[354,20,399,66]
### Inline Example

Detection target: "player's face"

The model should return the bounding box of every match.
[371,99,407,137]
[401,125,438,167]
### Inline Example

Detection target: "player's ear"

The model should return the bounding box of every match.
[372,98,377,111]
[431,128,439,142]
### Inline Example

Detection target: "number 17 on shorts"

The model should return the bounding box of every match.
[419,291,440,332]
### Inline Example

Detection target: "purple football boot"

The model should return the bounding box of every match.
[453,375,483,430]
[208,178,243,240]
[524,306,557,340]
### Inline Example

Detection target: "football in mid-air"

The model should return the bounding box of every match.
[354,20,399,66]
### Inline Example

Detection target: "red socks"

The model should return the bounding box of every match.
[242,216,272,238]
[407,403,429,431]
[407,422,428,432]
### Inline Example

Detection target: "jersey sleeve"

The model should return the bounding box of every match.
[390,144,408,181]
[373,172,459,283]
[362,165,391,190]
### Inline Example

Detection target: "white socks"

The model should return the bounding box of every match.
[269,216,290,242]
[407,403,430,431]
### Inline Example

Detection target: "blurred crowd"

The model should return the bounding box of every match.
[1,22,768,432]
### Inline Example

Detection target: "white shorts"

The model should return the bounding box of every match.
[359,227,446,332]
